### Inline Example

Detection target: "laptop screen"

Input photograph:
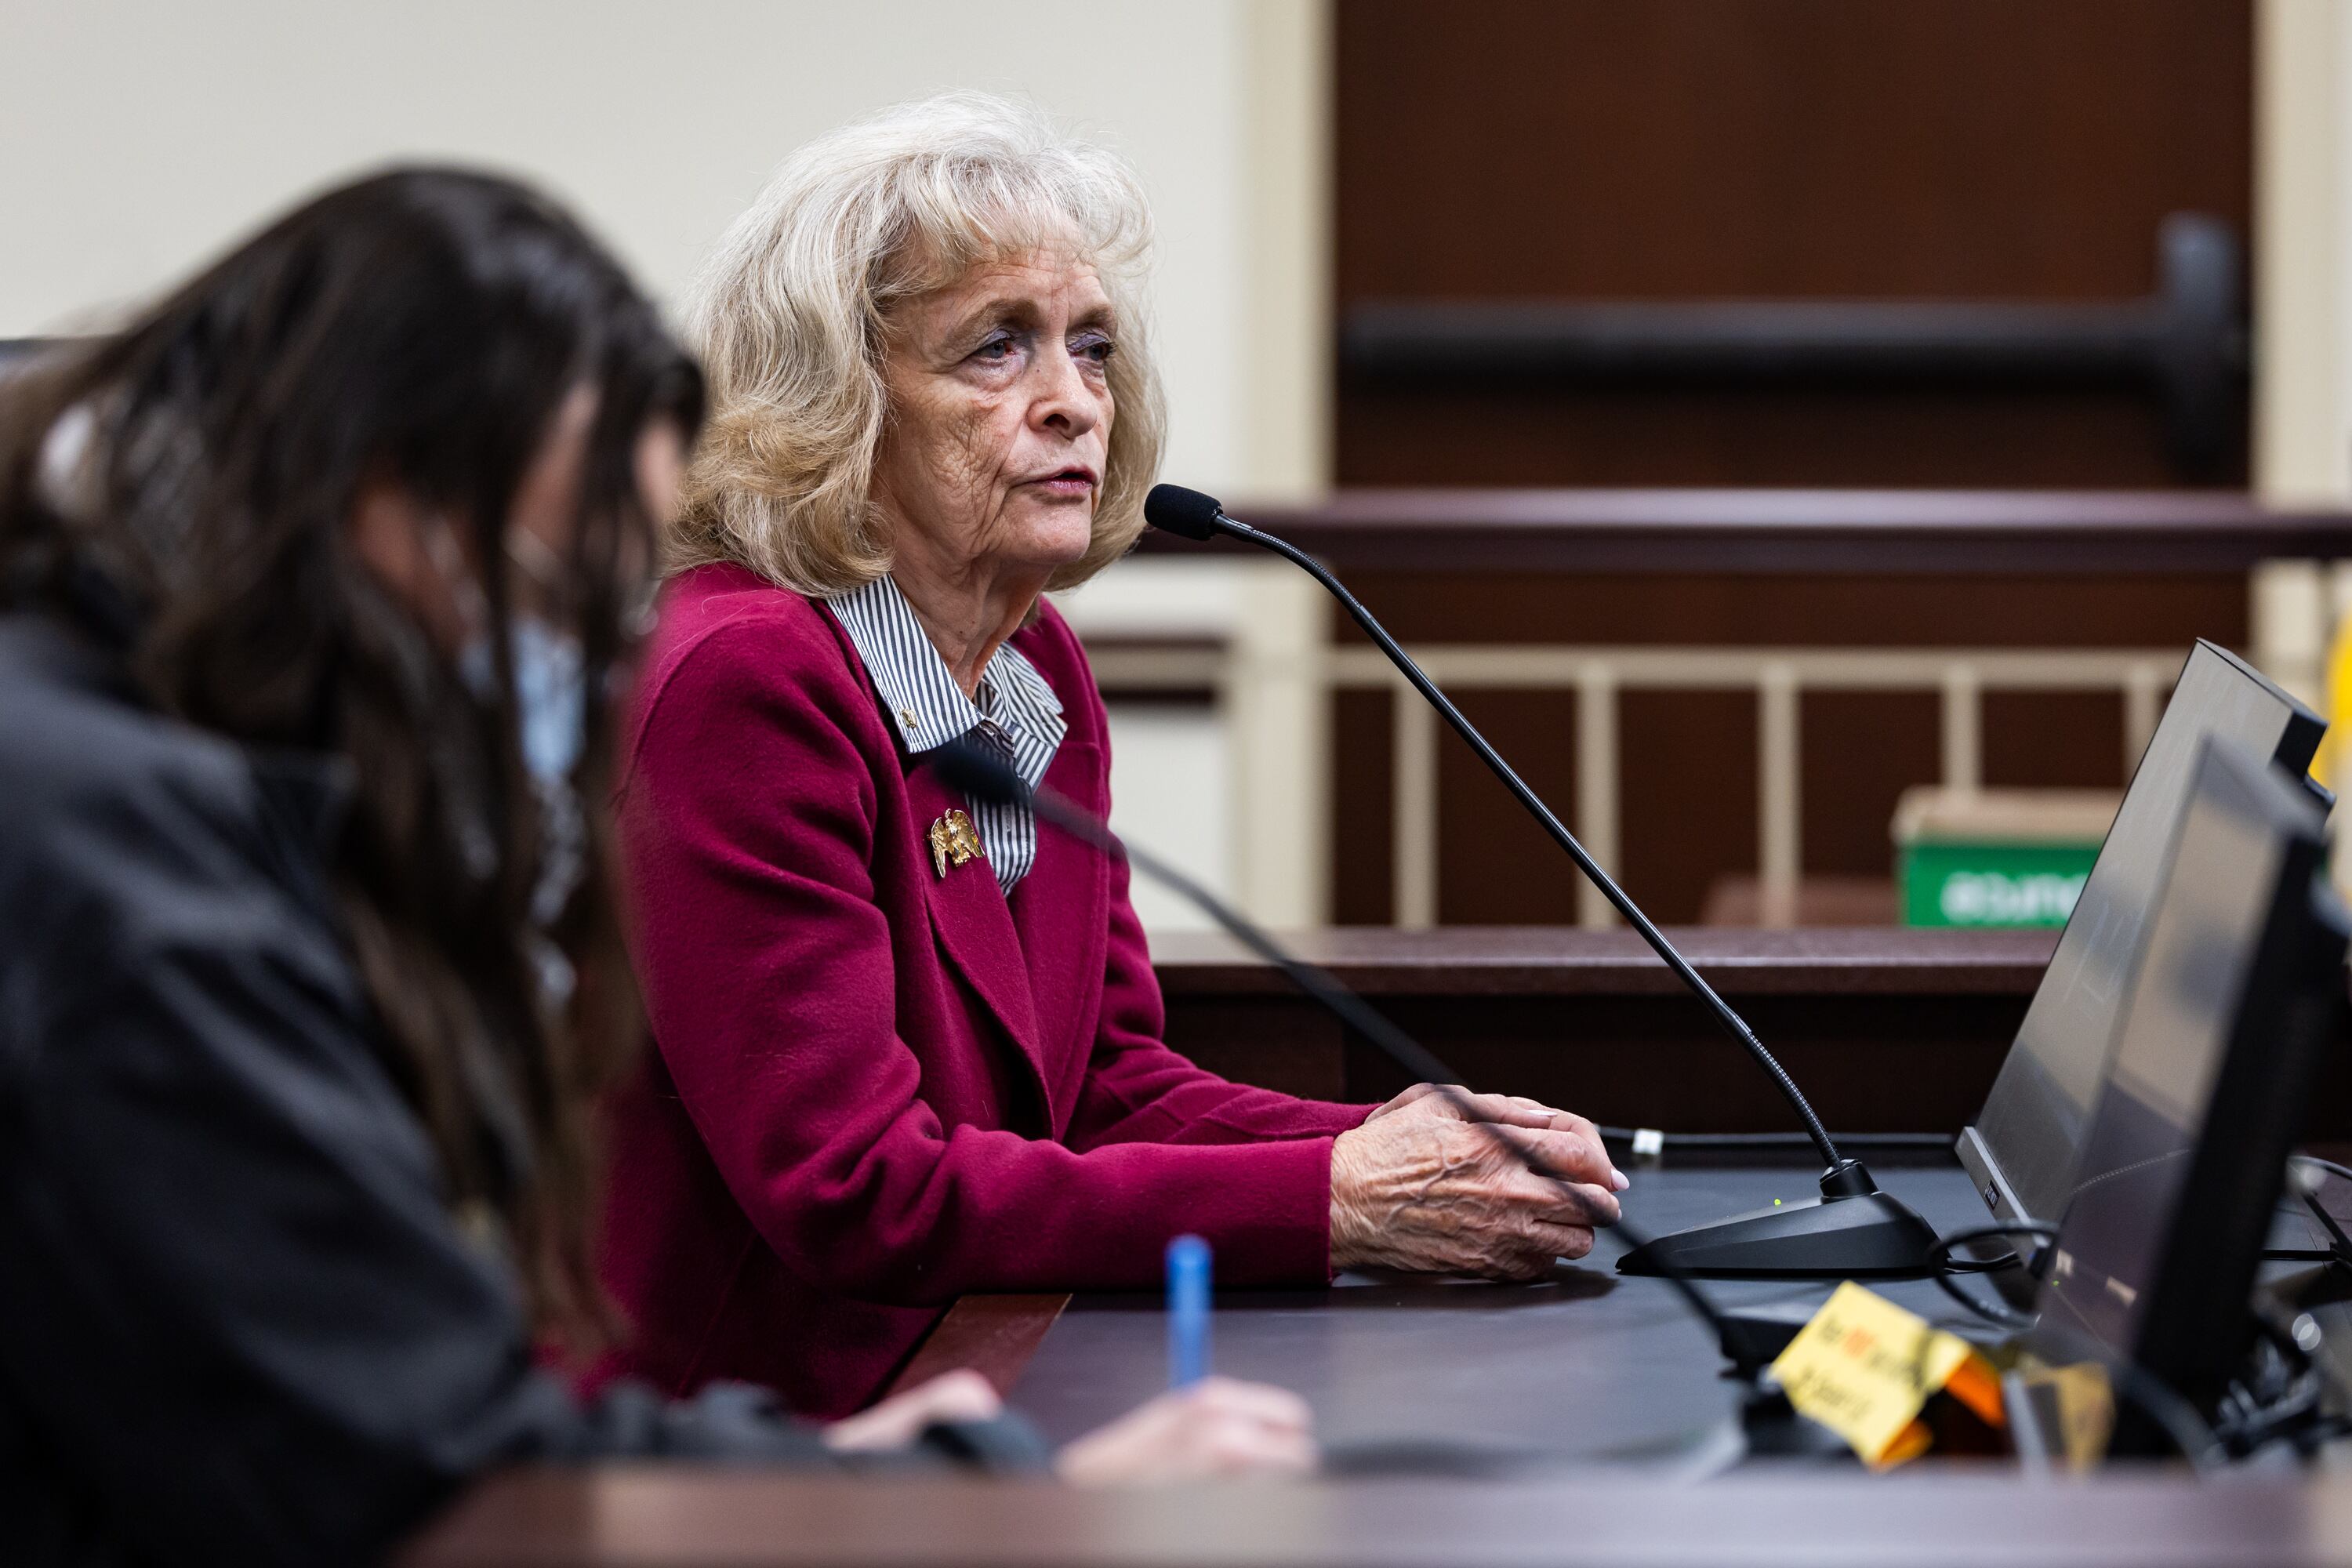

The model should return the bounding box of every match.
[2034,750,2287,1352]
[2030,741,2341,1437]
[1965,641,2320,1226]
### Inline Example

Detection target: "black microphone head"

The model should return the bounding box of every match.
[1143,484,1225,540]
[931,737,1028,806]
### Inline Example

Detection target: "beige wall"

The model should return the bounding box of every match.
[3,0,1334,929]
[1,0,1330,502]
[2250,1,2352,736]
[2256,0,2352,505]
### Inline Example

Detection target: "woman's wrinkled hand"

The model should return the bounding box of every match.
[1364,1083,1621,1151]
[1054,1377,1316,1486]
[822,1369,1003,1453]
[1330,1085,1624,1279]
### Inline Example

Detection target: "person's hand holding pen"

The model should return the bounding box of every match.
[1056,1379,1316,1486]
[826,1370,1317,1484]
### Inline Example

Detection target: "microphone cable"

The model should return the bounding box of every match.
[1917,1218,2344,1468]
[1915,1228,2226,1471]
[2209,1314,2330,1458]
[928,739,1736,1350]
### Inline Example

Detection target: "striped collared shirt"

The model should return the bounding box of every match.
[827,573,1067,895]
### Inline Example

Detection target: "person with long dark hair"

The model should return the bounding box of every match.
[0,169,1312,1568]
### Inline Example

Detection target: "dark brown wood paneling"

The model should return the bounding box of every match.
[1333,1,2254,488]
[1336,388,2202,491]
[1335,2,2252,299]
[1982,690,2132,789]
[1161,927,2050,1131]
[1149,997,1346,1102]
[1800,691,1940,879]
[1436,688,1581,924]
[1152,927,2352,1141]
[1342,993,2026,1134]
[1330,688,1396,924]
[1616,689,1758,925]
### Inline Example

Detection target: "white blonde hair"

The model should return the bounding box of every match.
[673,91,1166,595]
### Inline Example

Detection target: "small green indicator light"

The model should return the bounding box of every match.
[1773,1199,1783,1206]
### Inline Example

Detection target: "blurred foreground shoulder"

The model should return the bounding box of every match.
[0,615,303,996]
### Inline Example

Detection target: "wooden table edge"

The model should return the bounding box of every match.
[887,1293,1072,1401]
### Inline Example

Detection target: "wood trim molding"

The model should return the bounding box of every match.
[1149,925,2056,998]
[1134,488,2352,574]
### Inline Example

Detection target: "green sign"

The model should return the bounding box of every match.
[1900,842,2098,928]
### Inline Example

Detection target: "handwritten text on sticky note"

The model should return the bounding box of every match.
[1769,1281,1991,1467]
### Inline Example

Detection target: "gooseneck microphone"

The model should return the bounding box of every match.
[1140,483,1937,1279]
[1147,487,1828,1154]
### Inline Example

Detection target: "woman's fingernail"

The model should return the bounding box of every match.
[1611,1169,1630,1192]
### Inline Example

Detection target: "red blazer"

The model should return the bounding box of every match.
[597,562,1372,1417]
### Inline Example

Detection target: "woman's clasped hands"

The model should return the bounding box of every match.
[1329,1084,1627,1280]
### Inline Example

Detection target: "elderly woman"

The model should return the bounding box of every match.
[601,93,1625,1419]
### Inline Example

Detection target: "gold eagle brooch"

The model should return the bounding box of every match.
[928,809,985,878]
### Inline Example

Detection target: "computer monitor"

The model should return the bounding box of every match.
[1957,641,2324,1229]
[2031,739,2346,1447]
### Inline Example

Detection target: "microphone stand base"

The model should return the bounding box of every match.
[1616,1161,1940,1280]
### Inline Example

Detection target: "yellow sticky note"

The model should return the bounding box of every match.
[1768,1281,1976,1468]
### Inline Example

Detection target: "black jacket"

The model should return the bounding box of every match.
[0,612,1035,1568]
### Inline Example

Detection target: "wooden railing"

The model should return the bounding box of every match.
[1079,490,2352,928]
[1090,641,2178,929]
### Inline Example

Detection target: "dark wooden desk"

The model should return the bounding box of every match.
[1009,1166,1999,1456]
[407,1170,2352,1566]
[1156,926,2056,1136]
[401,928,2352,1566]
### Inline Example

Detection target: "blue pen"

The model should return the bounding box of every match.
[1166,1233,1211,1388]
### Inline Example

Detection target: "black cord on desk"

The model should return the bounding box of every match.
[1927,1220,2057,1330]
[1919,1220,2235,1468]
[2212,1316,2330,1457]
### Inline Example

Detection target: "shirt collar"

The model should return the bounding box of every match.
[827,573,1064,760]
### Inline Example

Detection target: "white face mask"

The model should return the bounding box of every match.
[421,517,591,949]
[457,624,590,943]
[459,617,586,788]
[421,514,588,789]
